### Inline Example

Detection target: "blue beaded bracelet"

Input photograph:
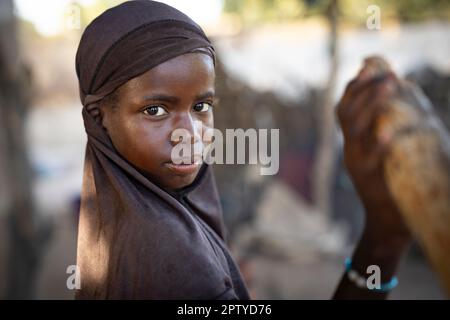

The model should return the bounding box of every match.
[344,257,398,292]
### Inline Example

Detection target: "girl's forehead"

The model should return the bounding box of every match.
[115,54,215,105]
[126,54,215,89]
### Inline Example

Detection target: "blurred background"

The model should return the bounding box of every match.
[0,0,449,299]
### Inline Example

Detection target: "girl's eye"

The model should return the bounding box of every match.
[143,105,168,117]
[193,102,212,113]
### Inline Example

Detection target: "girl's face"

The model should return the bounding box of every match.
[100,53,215,191]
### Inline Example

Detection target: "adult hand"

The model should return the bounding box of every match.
[336,59,411,246]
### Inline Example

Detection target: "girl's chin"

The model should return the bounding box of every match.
[162,169,201,191]
[137,164,202,192]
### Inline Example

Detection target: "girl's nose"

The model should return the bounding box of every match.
[170,113,202,146]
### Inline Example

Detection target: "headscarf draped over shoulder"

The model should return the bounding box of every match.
[75,0,249,299]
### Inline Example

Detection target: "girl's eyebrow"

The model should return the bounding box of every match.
[142,90,215,103]
[195,90,215,101]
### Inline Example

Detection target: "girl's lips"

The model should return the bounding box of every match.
[164,162,201,175]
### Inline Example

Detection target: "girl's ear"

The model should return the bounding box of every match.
[97,90,119,132]
[98,105,109,132]
[90,103,108,132]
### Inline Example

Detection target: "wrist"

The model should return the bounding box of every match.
[362,223,411,254]
[352,226,410,282]
[362,201,412,248]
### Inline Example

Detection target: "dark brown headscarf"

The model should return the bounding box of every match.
[75,0,250,299]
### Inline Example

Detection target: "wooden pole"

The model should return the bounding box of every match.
[313,0,340,216]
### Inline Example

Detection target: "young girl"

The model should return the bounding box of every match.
[75,0,411,299]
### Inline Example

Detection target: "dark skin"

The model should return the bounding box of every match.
[99,53,216,191]
[99,52,411,299]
